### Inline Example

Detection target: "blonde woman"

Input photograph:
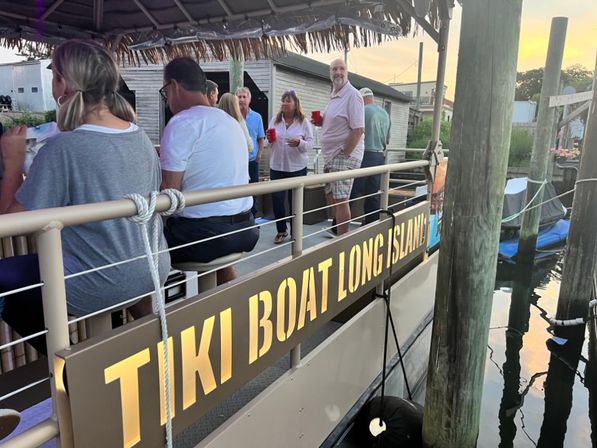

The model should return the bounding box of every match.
[218,92,254,153]
[0,39,169,353]
[267,89,313,243]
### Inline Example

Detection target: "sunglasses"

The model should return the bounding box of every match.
[159,82,171,101]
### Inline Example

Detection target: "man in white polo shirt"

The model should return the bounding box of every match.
[319,58,365,235]
[159,58,259,284]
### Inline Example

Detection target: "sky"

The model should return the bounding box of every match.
[0,1,594,101]
[307,0,597,100]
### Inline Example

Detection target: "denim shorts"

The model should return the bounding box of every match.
[165,213,260,263]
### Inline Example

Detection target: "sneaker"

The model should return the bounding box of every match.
[325,228,337,238]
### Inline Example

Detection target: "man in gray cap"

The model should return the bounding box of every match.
[351,87,391,224]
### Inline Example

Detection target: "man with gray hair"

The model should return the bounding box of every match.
[351,87,391,224]
[319,58,364,235]
[236,86,265,214]
[206,80,219,106]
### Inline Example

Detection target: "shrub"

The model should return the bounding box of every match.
[407,119,451,150]
[6,111,46,128]
[45,110,56,122]
[508,128,533,167]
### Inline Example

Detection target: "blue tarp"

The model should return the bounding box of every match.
[499,219,570,261]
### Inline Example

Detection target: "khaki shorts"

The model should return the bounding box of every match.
[324,152,362,200]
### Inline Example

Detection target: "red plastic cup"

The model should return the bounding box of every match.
[266,128,276,143]
[311,110,322,126]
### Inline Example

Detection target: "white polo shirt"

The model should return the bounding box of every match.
[160,105,252,218]
[320,81,365,164]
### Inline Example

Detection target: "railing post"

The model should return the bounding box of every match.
[290,184,304,368]
[36,222,73,447]
[377,171,391,297]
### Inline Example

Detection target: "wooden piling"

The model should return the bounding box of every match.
[554,53,597,337]
[421,1,523,446]
[518,18,568,261]
[228,54,244,93]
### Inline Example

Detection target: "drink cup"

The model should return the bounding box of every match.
[266,128,276,143]
[311,110,322,126]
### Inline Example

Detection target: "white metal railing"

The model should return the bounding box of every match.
[0,160,429,447]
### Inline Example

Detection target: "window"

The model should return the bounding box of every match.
[17,87,24,93]
[31,87,38,93]
[383,100,392,116]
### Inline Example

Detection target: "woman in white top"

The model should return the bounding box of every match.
[218,92,254,153]
[267,89,313,244]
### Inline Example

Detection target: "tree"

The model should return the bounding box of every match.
[515,65,594,101]
[407,119,451,149]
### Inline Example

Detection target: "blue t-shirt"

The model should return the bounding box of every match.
[245,109,265,161]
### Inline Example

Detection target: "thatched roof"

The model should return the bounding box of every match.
[0,1,454,64]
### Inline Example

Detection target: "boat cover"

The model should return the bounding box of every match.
[502,177,566,229]
[499,219,570,262]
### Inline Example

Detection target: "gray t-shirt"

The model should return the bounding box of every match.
[17,126,170,315]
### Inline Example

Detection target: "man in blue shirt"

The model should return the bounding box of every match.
[237,87,265,215]
[351,87,391,224]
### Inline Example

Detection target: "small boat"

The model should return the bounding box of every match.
[499,177,569,263]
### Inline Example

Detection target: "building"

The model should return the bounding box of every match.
[120,53,411,153]
[512,100,537,123]
[389,80,453,124]
[0,59,54,112]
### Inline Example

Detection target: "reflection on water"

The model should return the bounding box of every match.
[478,256,594,447]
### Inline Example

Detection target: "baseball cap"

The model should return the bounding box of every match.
[360,87,373,97]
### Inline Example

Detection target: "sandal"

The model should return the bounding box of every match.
[274,232,288,244]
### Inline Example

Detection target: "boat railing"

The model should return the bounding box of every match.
[0,159,430,447]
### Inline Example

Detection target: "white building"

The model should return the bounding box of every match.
[0,59,54,112]
[389,80,453,123]
[512,101,537,123]
[120,53,412,151]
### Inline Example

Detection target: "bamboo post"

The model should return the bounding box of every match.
[421,1,523,446]
[553,52,597,339]
[518,18,568,261]
[228,52,244,93]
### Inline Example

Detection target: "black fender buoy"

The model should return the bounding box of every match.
[354,396,424,447]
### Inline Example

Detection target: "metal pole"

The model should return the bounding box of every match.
[429,15,450,147]
[290,184,304,368]
[518,17,568,261]
[416,42,424,113]
[36,222,73,447]
[377,171,390,296]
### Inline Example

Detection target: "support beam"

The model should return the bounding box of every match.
[93,0,104,31]
[421,0,523,446]
[518,17,568,262]
[559,100,590,128]
[429,14,450,147]
[41,0,65,21]
[554,52,597,337]
[132,0,160,28]
[395,0,440,42]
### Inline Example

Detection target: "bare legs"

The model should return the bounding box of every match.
[327,193,351,235]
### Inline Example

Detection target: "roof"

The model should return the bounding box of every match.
[272,53,411,103]
[0,1,454,65]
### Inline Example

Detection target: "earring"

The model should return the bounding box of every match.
[57,95,66,107]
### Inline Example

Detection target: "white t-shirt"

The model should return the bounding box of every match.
[160,106,252,218]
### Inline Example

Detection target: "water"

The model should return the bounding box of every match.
[478,256,594,447]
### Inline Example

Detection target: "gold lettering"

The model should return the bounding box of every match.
[399,222,406,260]
[298,267,317,330]
[318,258,333,314]
[405,218,413,255]
[248,291,273,364]
[373,233,384,277]
[348,244,361,293]
[181,318,217,410]
[220,308,232,384]
[338,251,347,302]
[276,277,297,342]
[386,228,393,268]
[361,237,373,286]
[104,349,150,448]
[392,224,401,264]
[413,215,420,249]
[157,337,175,426]
[422,215,429,246]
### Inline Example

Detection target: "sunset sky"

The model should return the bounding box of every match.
[0,1,594,102]
[308,0,597,100]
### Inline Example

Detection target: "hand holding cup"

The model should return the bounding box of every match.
[311,111,323,127]
[266,128,276,143]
